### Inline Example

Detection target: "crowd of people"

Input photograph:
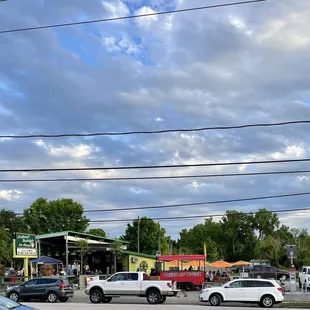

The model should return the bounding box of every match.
[205,269,230,282]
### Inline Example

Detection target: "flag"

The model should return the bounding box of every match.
[203,242,207,259]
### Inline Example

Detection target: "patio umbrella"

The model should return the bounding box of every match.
[210,260,232,268]
[231,260,251,266]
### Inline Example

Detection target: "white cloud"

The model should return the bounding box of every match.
[0,190,22,201]
[135,6,158,28]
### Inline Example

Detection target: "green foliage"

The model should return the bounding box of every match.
[87,228,106,237]
[76,239,89,275]
[0,228,9,264]
[123,217,168,255]
[23,198,89,234]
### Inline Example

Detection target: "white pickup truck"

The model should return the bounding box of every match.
[299,266,310,289]
[85,271,179,304]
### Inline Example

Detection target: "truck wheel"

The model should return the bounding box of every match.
[89,289,103,304]
[159,296,166,304]
[146,290,161,304]
[102,297,112,303]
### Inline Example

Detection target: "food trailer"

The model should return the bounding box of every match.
[158,255,206,290]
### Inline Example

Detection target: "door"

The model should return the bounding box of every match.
[105,272,128,295]
[20,279,39,299]
[243,280,264,301]
[122,273,139,295]
[223,280,245,301]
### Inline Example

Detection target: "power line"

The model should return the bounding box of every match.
[88,206,310,223]
[0,0,266,35]
[1,168,310,182]
[0,120,308,139]
[3,191,310,216]
[1,158,310,173]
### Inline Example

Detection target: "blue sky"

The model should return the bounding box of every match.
[1,0,310,238]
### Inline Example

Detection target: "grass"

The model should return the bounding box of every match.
[281,302,310,308]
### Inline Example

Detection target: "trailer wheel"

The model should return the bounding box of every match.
[159,296,166,304]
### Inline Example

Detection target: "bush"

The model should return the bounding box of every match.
[40,264,54,276]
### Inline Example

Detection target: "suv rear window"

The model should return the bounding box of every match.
[244,281,274,287]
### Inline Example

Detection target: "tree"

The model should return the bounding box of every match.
[253,209,280,240]
[123,217,168,255]
[76,240,88,275]
[111,238,123,273]
[0,228,9,264]
[23,198,89,234]
[87,228,106,238]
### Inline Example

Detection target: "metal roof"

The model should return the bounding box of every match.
[36,230,129,244]
[121,250,156,259]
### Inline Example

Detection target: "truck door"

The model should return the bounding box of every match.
[122,272,139,295]
[106,272,128,295]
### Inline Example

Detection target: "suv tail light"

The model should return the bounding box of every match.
[167,282,172,288]
[58,283,67,289]
[277,288,283,293]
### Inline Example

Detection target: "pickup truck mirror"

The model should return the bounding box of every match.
[107,278,112,282]
[224,285,230,288]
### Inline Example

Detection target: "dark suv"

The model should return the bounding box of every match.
[249,266,289,280]
[6,278,74,303]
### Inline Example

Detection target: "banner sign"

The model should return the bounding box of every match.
[15,233,37,256]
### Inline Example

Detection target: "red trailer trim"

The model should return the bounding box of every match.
[159,254,206,261]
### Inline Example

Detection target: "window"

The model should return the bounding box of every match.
[128,273,138,281]
[25,279,37,286]
[261,281,275,287]
[109,273,128,282]
[37,279,50,285]
[307,269,310,275]
[302,268,307,274]
[229,281,244,288]
[245,281,263,288]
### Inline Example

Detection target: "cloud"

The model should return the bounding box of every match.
[0,0,310,239]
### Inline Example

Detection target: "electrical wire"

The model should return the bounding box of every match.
[0,0,266,35]
[2,191,310,216]
[1,158,310,173]
[88,206,310,223]
[0,120,308,139]
[1,168,310,182]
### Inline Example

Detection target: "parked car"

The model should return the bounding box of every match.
[0,296,38,310]
[299,266,310,289]
[6,277,74,303]
[85,271,179,304]
[249,266,289,280]
[200,278,284,308]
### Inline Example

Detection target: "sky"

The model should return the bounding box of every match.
[0,0,310,239]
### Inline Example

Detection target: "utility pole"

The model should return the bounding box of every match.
[158,222,161,254]
[137,217,140,253]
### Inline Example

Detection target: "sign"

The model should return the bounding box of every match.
[286,245,297,259]
[160,270,205,286]
[15,233,37,256]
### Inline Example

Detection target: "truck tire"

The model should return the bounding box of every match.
[146,290,161,304]
[102,297,112,303]
[89,289,103,304]
[209,293,222,306]
[159,296,166,304]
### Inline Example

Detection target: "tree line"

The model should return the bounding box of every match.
[1,197,310,268]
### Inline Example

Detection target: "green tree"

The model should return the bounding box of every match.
[87,228,106,238]
[261,236,283,266]
[111,238,124,273]
[0,228,9,264]
[23,198,89,234]
[76,239,88,275]
[179,218,220,261]
[123,217,168,255]
[219,211,257,261]
[253,209,280,240]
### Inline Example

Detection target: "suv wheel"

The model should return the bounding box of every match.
[209,294,221,306]
[90,289,103,304]
[260,295,274,308]
[8,292,19,302]
[47,292,58,303]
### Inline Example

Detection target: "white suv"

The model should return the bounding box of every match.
[200,279,284,308]
[299,266,310,289]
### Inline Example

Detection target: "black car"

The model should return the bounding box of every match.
[6,278,74,303]
[249,266,289,280]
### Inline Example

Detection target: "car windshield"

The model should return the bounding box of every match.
[0,296,21,309]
